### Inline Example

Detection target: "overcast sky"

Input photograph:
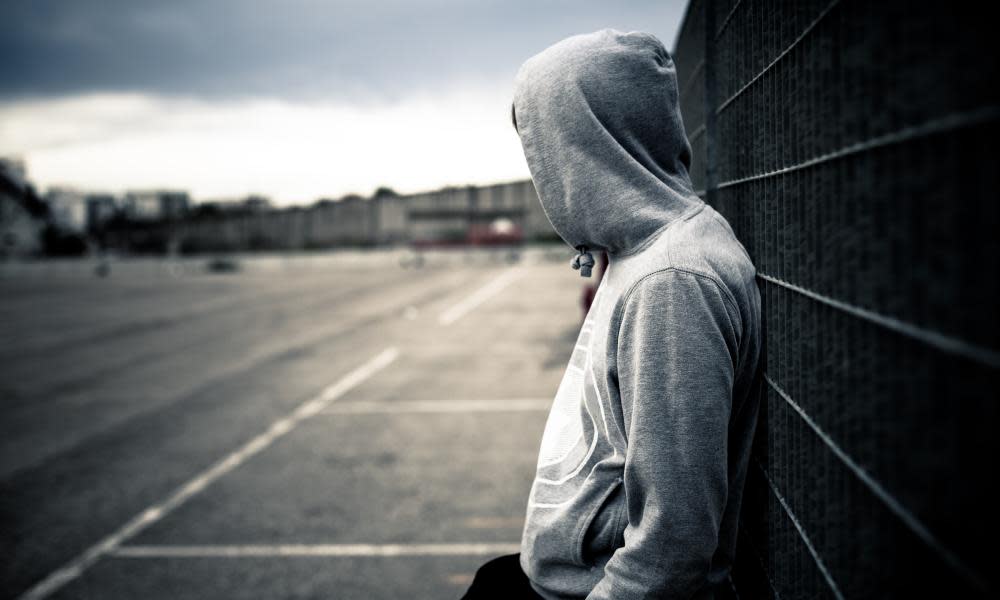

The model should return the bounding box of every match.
[0,0,689,205]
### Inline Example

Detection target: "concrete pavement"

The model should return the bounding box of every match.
[0,251,581,599]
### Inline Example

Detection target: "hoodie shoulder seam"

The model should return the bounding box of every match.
[619,266,743,335]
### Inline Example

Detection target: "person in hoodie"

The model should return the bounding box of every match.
[462,30,762,600]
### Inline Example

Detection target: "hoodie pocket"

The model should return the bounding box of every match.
[576,477,625,567]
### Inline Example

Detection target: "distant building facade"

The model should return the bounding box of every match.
[0,158,45,258]
[173,179,555,254]
[124,190,190,221]
[46,187,88,232]
[84,194,117,233]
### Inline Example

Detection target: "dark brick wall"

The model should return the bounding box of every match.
[672,1,999,597]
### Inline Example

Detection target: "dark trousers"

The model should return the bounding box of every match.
[461,553,544,599]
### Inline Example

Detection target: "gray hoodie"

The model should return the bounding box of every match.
[514,30,762,600]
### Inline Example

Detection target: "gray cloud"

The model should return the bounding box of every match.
[0,0,687,101]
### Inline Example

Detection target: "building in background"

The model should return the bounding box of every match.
[195,194,272,216]
[84,194,118,234]
[174,179,553,254]
[45,187,88,232]
[408,182,536,247]
[0,158,45,258]
[124,190,190,221]
[0,174,557,257]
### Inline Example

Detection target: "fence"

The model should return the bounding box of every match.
[672,1,999,597]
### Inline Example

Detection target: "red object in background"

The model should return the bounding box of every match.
[466,222,524,246]
[581,251,609,320]
[410,219,524,249]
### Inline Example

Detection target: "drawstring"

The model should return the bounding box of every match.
[571,245,595,277]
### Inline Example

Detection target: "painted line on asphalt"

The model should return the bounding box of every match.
[110,543,522,558]
[445,573,476,586]
[320,398,551,414]
[438,268,522,326]
[17,347,401,600]
[461,516,525,529]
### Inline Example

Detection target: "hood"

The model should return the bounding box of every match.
[512,29,701,256]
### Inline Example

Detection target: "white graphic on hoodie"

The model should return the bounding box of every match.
[536,359,586,467]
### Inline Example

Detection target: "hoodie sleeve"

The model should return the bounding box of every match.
[589,268,741,600]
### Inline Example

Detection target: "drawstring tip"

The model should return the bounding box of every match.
[572,245,595,278]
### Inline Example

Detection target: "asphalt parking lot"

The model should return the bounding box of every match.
[0,250,580,599]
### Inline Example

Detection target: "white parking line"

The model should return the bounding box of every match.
[110,543,521,558]
[462,516,525,529]
[438,268,522,326]
[321,398,551,414]
[18,347,401,600]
